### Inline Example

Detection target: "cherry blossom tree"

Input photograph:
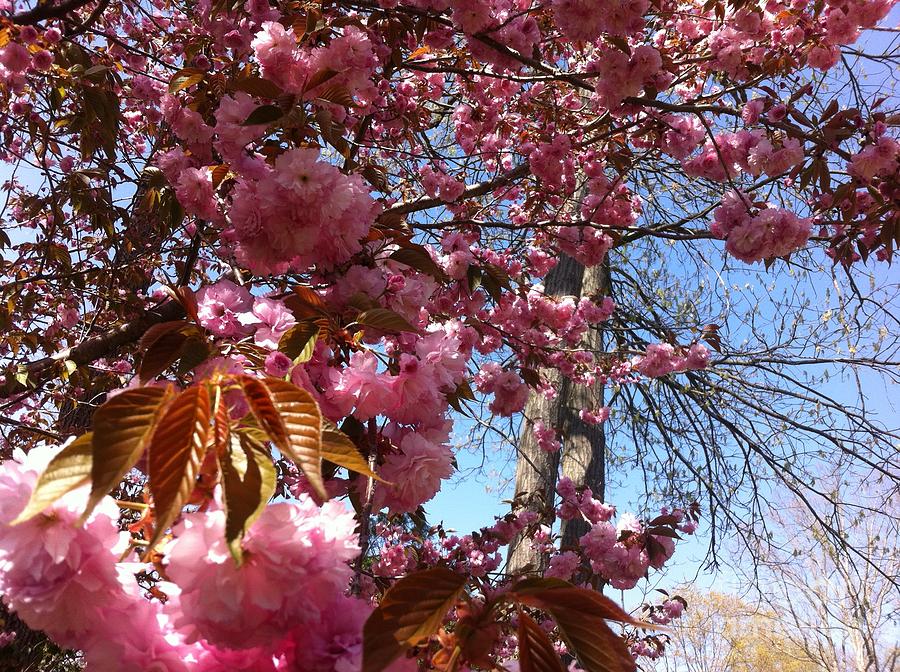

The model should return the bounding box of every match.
[0,0,898,669]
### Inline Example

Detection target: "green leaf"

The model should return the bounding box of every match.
[239,376,326,499]
[278,320,320,363]
[321,420,383,481]
[12,433,93,524]
[84,386,172,520]
[147,386,212,551]
[242,104,283,126]
[221,430,276,564]
[355,308,417,333]
[518,610,567,672]
[363,567,467,672]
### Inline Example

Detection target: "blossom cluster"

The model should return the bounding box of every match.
[0,443,402,672]
[683,129,804,182]
[711,191,812,263]
[632,342,711,379]
[551,478,698,589]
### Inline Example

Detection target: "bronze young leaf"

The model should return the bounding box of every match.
[12,432,93,525]
[363,567,467,672]
[239,376,326,499]
[84,386,173,521]
[146,385,212,552]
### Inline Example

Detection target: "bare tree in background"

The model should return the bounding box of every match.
[654,589,822,672]
[503,216,900,576]
[747,485,900,672]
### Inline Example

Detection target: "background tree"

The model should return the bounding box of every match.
[746,483,900,672]
[654,589,822,672]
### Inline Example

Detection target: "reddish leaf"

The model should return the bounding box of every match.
[169,67,204,92]
[231,75,283,99]
[139,320,188,352]
[85,386,172,520]
[508,579,639,624]
[139,323,204,382]
[648,514,681,527]
[172,286,200,324]
[239,376,326,499]
[278,320,320,363]
[388,246,448,281]
[304,67,340,92]
[242,104,283,126]
[284,286,329,322]
[210,164,230,188]
[213,394,231,458]
[315,83,355,107]
[506,579,641,672]
[321,420,382,481]
[363,567,467,672]
[518,611,567,672]
[646,525,681,539]
[551,609,637,672]
[147,386,212,551]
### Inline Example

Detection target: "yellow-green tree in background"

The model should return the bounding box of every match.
[655,590,822,672]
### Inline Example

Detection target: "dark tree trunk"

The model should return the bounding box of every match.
[507,257,610,574]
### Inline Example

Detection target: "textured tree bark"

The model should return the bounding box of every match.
[559,261,609,549]
[506,257,610,574]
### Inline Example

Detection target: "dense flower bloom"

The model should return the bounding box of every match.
[251,21,308,93]
[0,43,30,73]
[552,0,648,40]
[0,444,132,649]
[633,343,678,378]
[197,279,254,338]
[164,497,359,650]
[332,351,399,421]
[176,168,219,221]
[82,596,200,672]
[849,135,899,180]
[374,430,455,514]
[285,595,371,672]
[223,149,378,275]
[711,191,811,263]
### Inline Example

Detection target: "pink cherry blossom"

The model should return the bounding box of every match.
[164,497,358,649]
[197,279,253,338]
[0,43,30,73]
[0,444,133,649]
[242,297,297,350]
[374,430,455,514]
